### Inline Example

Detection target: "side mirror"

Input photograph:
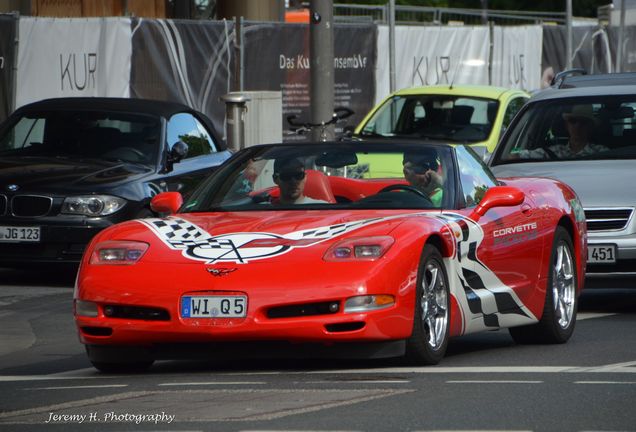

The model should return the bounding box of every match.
[169,140,189,163]
[150,192,183,214]
[165,140,189,172]
[471,186,524,221]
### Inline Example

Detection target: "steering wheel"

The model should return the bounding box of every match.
[378,184,433,205]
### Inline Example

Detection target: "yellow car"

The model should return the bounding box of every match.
[354,85,529,159]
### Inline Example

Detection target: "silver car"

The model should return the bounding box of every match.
[489,77,636,288]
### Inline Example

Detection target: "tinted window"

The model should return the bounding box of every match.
[494,95,636,163]
[455,145,497,207]
[167,113,217,159]
[360,95,498,143]
[502,97,527,129]
[0,110,160,164]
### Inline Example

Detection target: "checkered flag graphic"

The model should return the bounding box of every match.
[145,218,212,249]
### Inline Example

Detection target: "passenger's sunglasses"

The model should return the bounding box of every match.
[406,162,435,175]
[276,171,306,182]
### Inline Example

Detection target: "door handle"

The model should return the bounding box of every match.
[521,204,533,216]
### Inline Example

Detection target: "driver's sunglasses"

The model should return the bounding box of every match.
[406,162,435,175]
[276,171,306,182]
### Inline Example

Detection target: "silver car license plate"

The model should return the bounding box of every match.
[181,295,247,318]
[587,245,616,264]
[0,226,41,243]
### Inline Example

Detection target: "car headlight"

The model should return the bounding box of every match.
[323,236,395,261]
[62,195,126,216]
[90,240,149,265]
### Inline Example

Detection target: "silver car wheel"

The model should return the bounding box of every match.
[553,242,575,329]
[420,260,448,350]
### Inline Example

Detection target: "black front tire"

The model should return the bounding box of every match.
[404,244,451,365]
[509,226,578,344]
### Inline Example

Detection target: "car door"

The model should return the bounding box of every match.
[160,112,231,200]
[454,145,543,322]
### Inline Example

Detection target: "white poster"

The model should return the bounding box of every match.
[491,25,542,91]
[376,25,490,103]
[16,17,131,108]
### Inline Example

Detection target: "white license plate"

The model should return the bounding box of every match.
[0,226,41,243]
[181,295,247,318]
[587,245,616,263]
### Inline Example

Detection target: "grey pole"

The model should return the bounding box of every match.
[566,0,573,70]
[617,0,627,72]
[310,0,335,141]
[220,93,251,152]
[389,0,396,93]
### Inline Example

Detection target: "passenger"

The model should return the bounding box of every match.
[272,157,327,205]
[402,149,444,207]
[519,105,608,159]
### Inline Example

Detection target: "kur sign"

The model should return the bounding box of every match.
[60,53,97,91]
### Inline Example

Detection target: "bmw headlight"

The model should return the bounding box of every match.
[62,195,126,216]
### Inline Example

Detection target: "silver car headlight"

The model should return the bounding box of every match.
[61,195,126,216]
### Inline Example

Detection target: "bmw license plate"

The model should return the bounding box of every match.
[0,226,41,243]
[587,244,616,264]
[181,295,247,318]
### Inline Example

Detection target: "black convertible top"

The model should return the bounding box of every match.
[7,97,224,150]
[14,97,197,118]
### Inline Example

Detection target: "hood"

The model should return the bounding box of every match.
[182,210,413,236]
[492,160,636,208]
[0,156,152,193]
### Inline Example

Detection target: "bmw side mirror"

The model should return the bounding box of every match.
[165,140,189,172]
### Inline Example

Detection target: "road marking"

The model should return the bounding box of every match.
[575,381,636,385]
[304,380,410,384]
[446,380,542,384]
[578,312,617,320]
[27,384,128,390]
[158,382,266,386]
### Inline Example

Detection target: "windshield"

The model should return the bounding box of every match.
[0,110,161,165]
[183,142,457,212]
[359,94,498,143]
[495,95,636,163]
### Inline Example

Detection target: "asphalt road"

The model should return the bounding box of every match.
[0,267,635,432]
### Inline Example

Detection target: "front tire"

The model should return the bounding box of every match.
[509,226,578,344]
[404,244,450,365]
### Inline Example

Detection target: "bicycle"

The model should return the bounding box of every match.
[286,107,355,142]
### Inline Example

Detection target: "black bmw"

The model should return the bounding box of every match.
[0,97,231,266]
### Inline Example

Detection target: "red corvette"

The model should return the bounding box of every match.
[74,141,587,372]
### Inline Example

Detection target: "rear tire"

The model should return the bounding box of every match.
[404,244,450,365]
[509,226,578,344]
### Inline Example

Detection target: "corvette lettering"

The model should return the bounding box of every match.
[493,222,537,238]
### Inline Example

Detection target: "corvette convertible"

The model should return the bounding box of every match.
[74,141,586,372]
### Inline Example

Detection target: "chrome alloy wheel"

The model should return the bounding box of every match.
[552,242,576,329]
[420,260,449,350]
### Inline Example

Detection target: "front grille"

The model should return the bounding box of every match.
[103,305,170,321]
[584,208,633,231]
[11,195,53,217]
[267,301,340,318]
[0,194,6,215]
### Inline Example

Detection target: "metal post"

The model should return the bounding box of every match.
[481,0,488,25]
[488,21,494,85]
[310,0,335,141]
[220,93,251,152]
[233,16,244,92]
[617,0,626,72]
[389,0,396,93]
[566,0,573,70]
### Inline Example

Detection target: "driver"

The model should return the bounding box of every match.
[402,149,444,207]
